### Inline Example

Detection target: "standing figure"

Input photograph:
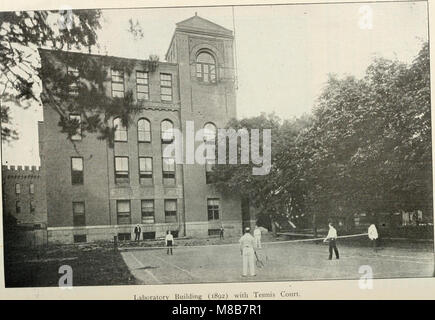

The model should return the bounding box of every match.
[368,223,379,252]
[239,227,256,277]
[324,222,339,260]
[253,225,262,249]
[134,224,142,241]
[219,225,225,240]
[165,230,174,255]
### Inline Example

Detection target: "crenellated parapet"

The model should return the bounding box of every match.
[2,165,41,179]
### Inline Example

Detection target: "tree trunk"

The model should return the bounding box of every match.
[312,213,317,238]
[270,215,277,236]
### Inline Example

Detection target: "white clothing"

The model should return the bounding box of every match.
[325,226,337,240]
[239,233,256,276]
[368,224,378,240]
[165,233,174,245]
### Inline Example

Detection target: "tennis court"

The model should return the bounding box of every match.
[120,235,434,284]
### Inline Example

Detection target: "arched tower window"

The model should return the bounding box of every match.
[138,118,151,142]
[203,122,217,142]
[196,52,216,83]
[161,119,174,143]
[113,117,127,142]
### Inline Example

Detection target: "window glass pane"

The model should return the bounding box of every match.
[139,157,152,171]
[29,183,34,194]
[111,70,124,81]
[137,84,149,92]
[138,130,150,142]
[137,71,148,81]
[197,52,215,64]
[141,200,154,223]
[69,114,82,140]
[161,87,172,95]
[30,201,35,213]
[141,200,154,210]
[114,118,127,141]
[72,158,83,171]
[208,199,219,206]
[160,74,171,81]
[15,184,20,194]
[112,91,124,98]
[161,120,174,140]
[115,157,128,171]
[73,202,85,214]
[204,123,217,141]
[112,83,124,92]
[138,119,151,134]
[117,201,130,213]
[163,158,175,172]
[137,92,149,100]
[165,200,177,211]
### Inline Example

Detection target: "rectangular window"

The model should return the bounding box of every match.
[69,114,82,140]
[160,73,173,101]
[15,183,20,194]
[115,157,129,184]
[73,202,85,226]
[29,183,34,194]
[111,69,124,98]
[16,201,21,214]
[74,235,87,243]
[141,200,155,224]
[118,233,131,241]
[67,66,79,96]
[208,229,221,236]
[71,157,84,185]
[142,232,155,240]
[164,199,177,223]
[139,157,153,185]
[30,201,35,214]
[136,71,149,100]
[162,157,175,184]
[205,159,215,184]
[117,200,131,225]
[207,198,220,221]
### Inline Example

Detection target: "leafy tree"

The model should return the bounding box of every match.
[297,42,431,226]
[0,10,156,145]
[214,42,431,233]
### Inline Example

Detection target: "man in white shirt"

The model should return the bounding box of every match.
[165,230,174,255]
[323,222,339,260]
[253,225,262,249]
[368,223,379,252]
[239,227,256,277]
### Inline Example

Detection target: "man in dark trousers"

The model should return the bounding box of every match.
[165,230,174,255]
[134,224,141,241]
[219,225,224,240]
[323,222,339,260]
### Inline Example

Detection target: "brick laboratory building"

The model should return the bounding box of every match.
[36,15,255,243]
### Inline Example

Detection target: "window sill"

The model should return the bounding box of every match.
[114,182,130,186]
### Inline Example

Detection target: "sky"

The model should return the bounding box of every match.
[1,2,429,166]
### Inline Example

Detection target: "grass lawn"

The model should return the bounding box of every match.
[4,242,137,287]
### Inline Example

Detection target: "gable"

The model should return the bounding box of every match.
[176,15,233,38]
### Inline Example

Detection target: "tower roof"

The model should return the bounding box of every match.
[175,14,233,38]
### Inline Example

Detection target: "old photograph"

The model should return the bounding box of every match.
[0,1,433,290]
